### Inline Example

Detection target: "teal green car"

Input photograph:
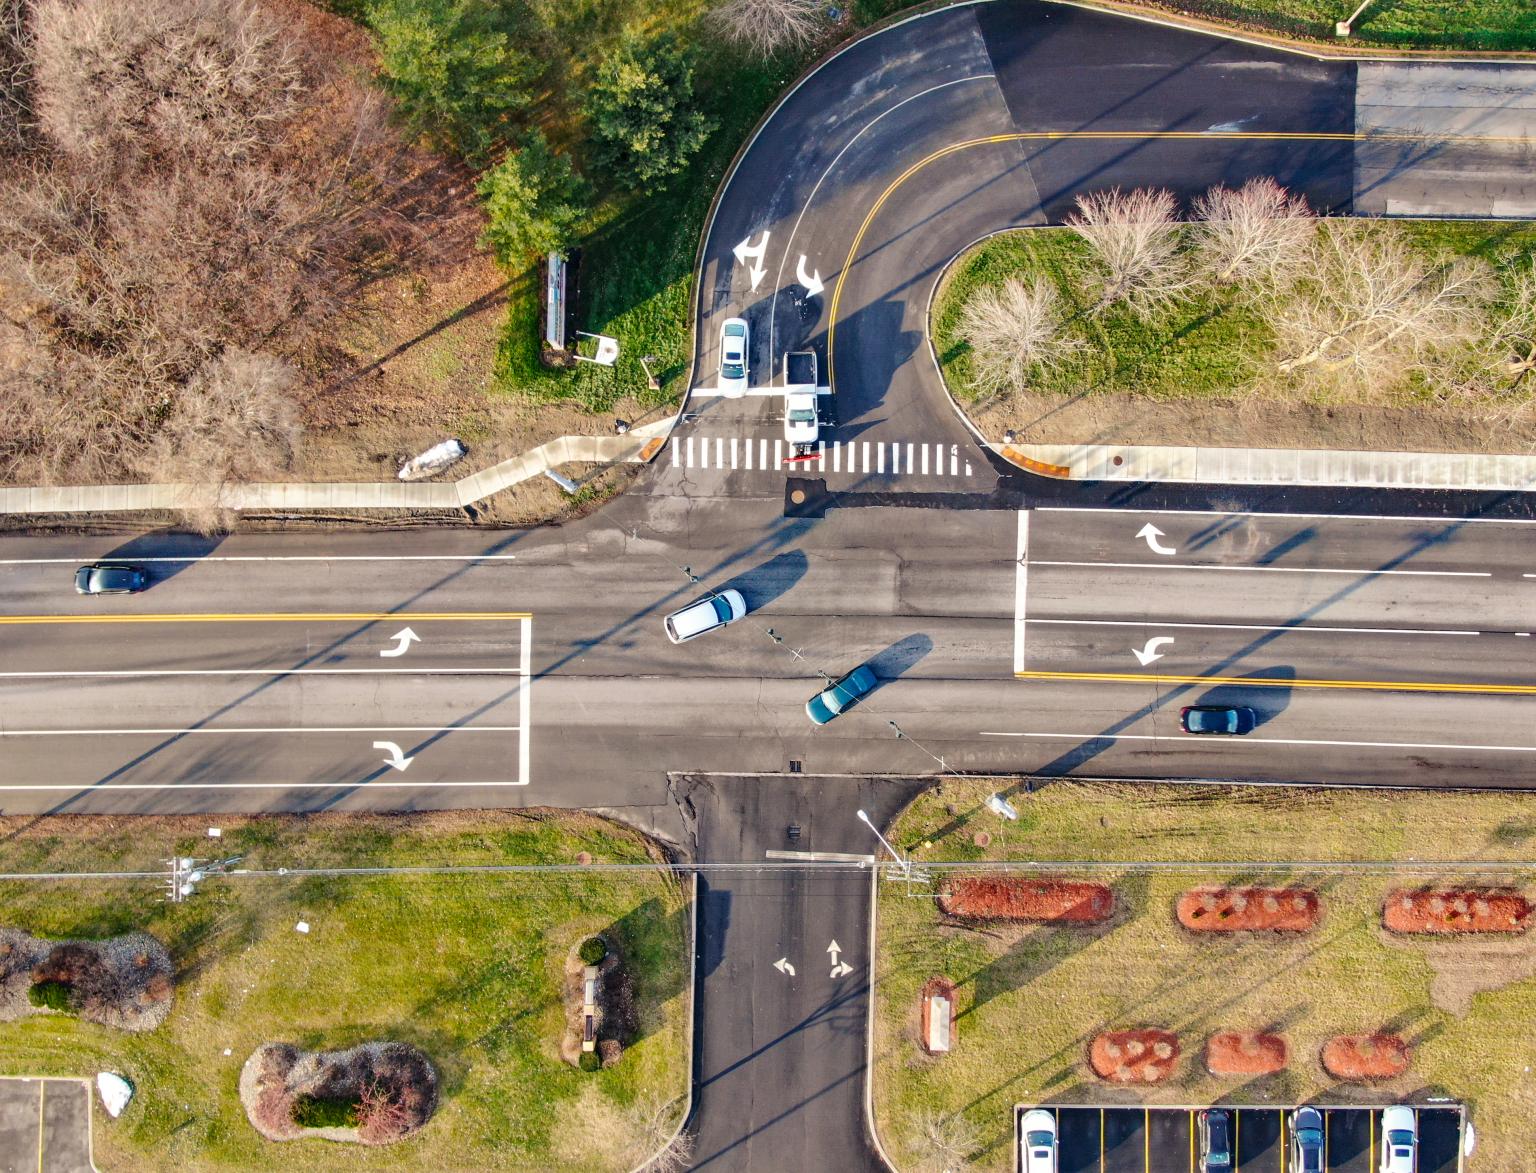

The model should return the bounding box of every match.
[806,665,878,725]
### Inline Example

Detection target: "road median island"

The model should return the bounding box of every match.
[0,809,691,1173]
[932,211,1536,462]
[871,779,1536,1171]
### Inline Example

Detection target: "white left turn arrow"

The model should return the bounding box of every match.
[733,231,771,291]
[796,254,824,298]
[1136,523,1178,556]
[774,957,796,976]
[379,627,421,658]
[373,741,413,772]
[1132,636,1174,666]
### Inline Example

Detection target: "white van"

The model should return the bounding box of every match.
[664,589,748,644]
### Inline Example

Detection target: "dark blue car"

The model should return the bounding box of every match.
[1180,705,1257,735]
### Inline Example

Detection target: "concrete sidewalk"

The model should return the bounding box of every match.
[0,423,670,516]
[998,440,1536,491]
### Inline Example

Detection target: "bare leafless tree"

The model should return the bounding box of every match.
[955,275,1083,399]
[1192,177,1314,289]
[0,0,33,152]
[636,1094,693,1173]
[706,0,826,59]
[1272,226,1496,396]
[1491,258,1536,392]
[1065,186,1193,318]
[909,1107,981,1173]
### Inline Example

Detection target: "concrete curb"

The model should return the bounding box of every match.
[863,864,899,1172]
[625,869,698,1173]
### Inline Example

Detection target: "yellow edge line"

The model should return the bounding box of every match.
[1014,669,1536,695]
[826,128,1530,392]
[0,612,533,625]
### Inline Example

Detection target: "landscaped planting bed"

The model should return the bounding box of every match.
[0,929,172,1032]
[240,1041,437,1146]
[1089,1029,1180,1083]
[874,780,1536,1172]
[938,876,1113,923]
[1384,888,1530,934]
[1322,1033,1412,1081]
[1178,886,1320,932]
[1205,1031,1288,1077]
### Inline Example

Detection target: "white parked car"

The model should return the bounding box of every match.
[718,317,749,397]
[663,589,748,644]
[1380,1106,1417,1173]
[1019,1108,1057,1173]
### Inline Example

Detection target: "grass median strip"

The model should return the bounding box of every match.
[874,780,1536,1172]
[0,810,689,1172]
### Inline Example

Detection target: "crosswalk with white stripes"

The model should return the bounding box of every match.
[668,435,977,478]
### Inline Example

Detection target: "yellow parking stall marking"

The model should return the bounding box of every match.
[1189,1109,1196,1172]
[1280,1112,1287,1172]
[1144,1108,1150,1171]
[1014,668,1536,696]
[0,611,532,625]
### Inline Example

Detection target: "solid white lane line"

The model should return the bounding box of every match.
[977,730,1536,754]
[0,780,534,791]
[1025,618,1481,637]
[671,438,680,466]
[1036,507,1536,525]
[0,669,529,678]
[518,615,532,787]
[0,725,522,736]
[1032,560,1491,577]
[0,555,525,565]
[1014,511,1029,674]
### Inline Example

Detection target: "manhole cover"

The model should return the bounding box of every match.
[790,489,806,504]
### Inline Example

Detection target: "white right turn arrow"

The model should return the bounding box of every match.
[373,741,414,772]
[1132,636,1175,666]
[830,961,853,979]
[1136,523,1178,556]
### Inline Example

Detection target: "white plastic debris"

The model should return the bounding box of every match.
[97,1073,133,1118]
[223,1049,232,1056]
[207,828,221,838]
[295,921,310,934]
[398,439,467,482]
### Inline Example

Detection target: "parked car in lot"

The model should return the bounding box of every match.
[805,664,878,725]
[1289,1106,1325,1173]
[74,563,147,595]
[1179,704,1257,735]
[663,589,748,644]
[718,316,749,397]
[1018,1108,1057,1173]
[1379,1106,1417,1173]
[1197,1107,1232,1170]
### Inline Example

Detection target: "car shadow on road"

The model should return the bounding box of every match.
[717,549,808,611]
[100,529,227,587]
[1188,664,1295,730]
[866,632,933,683]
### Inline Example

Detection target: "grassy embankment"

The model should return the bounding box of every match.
[874,780,1536,1172]
[1137,0,1536,51]
[933,220,1536,408]
[0,811,690,1172]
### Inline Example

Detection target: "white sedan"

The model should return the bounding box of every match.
[1019,1108,1057,1173]
[718,317,749,397]
[1380,1106,1417,1173]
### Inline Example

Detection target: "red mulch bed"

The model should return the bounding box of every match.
[1206,1031,1287,1076]
[938,876,1113,923]
[1321,1033,1411,1081]
[1383,888,1531,934]
[1177,887,1320,932]
[1089,1029,1180,1083]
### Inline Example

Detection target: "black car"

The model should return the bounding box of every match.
[1198,1108,1232,1171]
[74,563,148,595]
[1179,705,1257,735]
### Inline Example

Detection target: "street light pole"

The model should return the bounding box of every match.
[856,808,910,879]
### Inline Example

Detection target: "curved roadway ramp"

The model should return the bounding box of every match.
[658,0,1536,503]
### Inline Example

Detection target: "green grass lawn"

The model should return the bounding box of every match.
[0,811,690,1172]
[874,780,1536,1172]
[932,219,1536,408]
[1144,0,1536,51]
